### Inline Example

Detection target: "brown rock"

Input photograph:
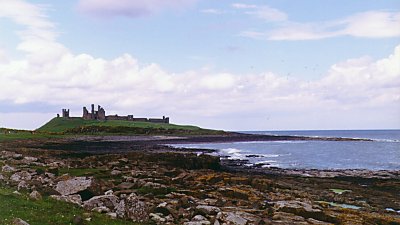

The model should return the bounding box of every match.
[29,190,42,200]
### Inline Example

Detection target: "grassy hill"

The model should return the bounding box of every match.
[36,117,225,135]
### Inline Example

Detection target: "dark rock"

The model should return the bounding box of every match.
[72,215,84,225]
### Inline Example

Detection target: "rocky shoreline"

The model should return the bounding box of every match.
[1,137,399,224]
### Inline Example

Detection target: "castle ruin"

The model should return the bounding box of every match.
[62,109,69,118]
[61,104,169,124]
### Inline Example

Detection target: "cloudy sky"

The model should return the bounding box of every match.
[0,0,399,130]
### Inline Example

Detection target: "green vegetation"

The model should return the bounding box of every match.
[58,167,107,177]
[36,117,225,135]
[0,186,141,225]
[0,128,58,141]
[0,117,225,141]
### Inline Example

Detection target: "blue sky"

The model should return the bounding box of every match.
[0,0,399,130]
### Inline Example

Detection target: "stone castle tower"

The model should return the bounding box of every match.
[83,104,106,120]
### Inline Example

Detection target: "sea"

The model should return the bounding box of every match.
[171,130,400,171]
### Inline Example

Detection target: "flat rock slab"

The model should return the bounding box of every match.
[55,177,92,195]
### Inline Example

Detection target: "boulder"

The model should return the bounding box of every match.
[17,181,28,190]
[107,212,117,219]
[83,195,119,211]
[274,200,337,223]
[217,212,247,225]
[29,190,42,200]
[92,206,111,213]
[196,205,221,216]
[307,218,334,225]
[111,170,122,176]
[124,194,150,222]
[184,215,211,225]
[272,212,308,224]
[2,165,16,172]
[216,211,261,225]
[150,213,167,224]
[218,188,249,200]
[12,154,23,160]
[0,151,15,159]
[55,177,92,196]
[11,171,32,182]
[50,194,82,205]
[23,156,38,162]
[12,218,30,225]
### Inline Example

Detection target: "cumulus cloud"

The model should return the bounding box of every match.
[0,0,399,130]
[78,0,199,18]
[241,10,400,40]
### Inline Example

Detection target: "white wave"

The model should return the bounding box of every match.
[220,148,242,154]
[372,139,400,143]
[255,160,277,164]
[261,164,281,168]
[219,148,246,160]
[262,154,280,158]
[271,140,308,144]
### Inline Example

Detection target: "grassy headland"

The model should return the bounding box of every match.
[37,117,226,135]
[0,117,226,141]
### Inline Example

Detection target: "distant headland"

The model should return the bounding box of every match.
[58,104,170,124]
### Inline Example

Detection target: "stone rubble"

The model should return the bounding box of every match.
[1,141,400,225]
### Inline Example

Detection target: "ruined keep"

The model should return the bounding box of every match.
[61,109,69,118]
[60,104,169,124]
[83,104,106,120]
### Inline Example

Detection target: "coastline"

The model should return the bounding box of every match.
[1,134,399,224]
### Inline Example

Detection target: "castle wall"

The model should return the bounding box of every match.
[148,118,169,123]
[132,118,148,122]
[80,104,169,123]
[105,115,129,121]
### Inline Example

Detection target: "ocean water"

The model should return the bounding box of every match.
[171,130,400,171]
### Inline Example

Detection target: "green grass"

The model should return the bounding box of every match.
[58,168,106,177]
[36,117,225,136]
[0,117,226,141]
[37,117,202,133]
[0,186,142,225]
[0,128,60,141]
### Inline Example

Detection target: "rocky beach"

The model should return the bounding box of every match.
[1,135,399,225]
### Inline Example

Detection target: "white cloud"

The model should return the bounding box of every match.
[242,11,400,40]
[232,3,257,9]
[343,11,400,38]
[0,48,7,62]
[200,9,226,15]
[0,0,399,130]
[233,3,287,22]
[78,0,199,18]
